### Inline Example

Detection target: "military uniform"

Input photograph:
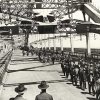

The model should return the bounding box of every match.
[79,66,86,90]
[87,73,95,95]
[64,60,70,78]
[61,61,65,76]
[51,54,55,64]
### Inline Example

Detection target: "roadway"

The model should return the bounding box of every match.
[0,49,95,100]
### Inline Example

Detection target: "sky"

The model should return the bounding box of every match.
[92,0,100,10]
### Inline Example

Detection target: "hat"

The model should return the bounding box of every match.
[90,72,93,75]
[89,70,93,74]
[9,98,14,100]
[90,63,93,66]
[15,84,27,93]
[38,81,49,89]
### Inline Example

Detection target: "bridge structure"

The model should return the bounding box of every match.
[0,0,100,100]
[0,0,100,56]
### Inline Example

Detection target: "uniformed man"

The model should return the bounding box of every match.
[70,61,75,83]
[79,65,86,91]
[72,62,79,86]
[61,61,65,76]
[38,50,42,62]
[51,54,55,64]
[64,59,70,78]
[87,73,95,95]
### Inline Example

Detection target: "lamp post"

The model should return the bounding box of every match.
[69,0,74,53]
[48,34,50,50]
[24,29,28,46]
[57,20,61,51]
[33,22,39,48]
[86,26,91,56]
[9,29,13,50]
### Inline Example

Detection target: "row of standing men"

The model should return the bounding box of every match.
[20,47,100,100]
[37,49,100,100]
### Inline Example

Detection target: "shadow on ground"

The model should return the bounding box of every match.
[3,79,68,87]
[87,97,96,100]
[7,63,60,73]
[81,92,89,94]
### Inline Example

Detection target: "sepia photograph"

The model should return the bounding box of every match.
[0,0,100,100]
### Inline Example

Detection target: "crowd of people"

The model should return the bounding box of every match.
[61,57,98,96]
[19,46,100,99]
[36,48,100,99]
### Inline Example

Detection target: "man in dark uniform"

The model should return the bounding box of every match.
[79,65,86,91]
[72,62,79,86]
[35,81,53,100]
[70,61,75,83]
[51,54,55,64]
[60,54,64,62]
[64,59,70,78]
[88,72,95,95]
[38,50,42,62]
[61,61,65,76]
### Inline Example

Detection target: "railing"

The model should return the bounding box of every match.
[0,50,13,84]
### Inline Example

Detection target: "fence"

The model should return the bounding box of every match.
[0,50,13,84]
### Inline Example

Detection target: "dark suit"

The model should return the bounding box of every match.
[14,94,26,100]
[35,92,53,100]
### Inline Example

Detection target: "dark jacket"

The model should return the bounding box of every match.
[87,74,95,84]
[35,92,53,100]
[14,94,26,100]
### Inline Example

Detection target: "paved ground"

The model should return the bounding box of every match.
[0,50,96,100]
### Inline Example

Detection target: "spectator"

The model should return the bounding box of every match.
[14,93,26,100]
[15,84,27,94]
[35,81,53,100]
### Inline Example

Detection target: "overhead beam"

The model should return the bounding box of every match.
[83,4,100,23]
